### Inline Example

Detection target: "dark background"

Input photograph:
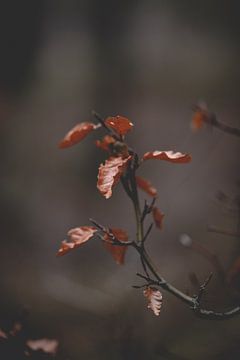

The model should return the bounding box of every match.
[0,1,240,359]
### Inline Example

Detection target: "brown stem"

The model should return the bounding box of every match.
[121,163,240,320]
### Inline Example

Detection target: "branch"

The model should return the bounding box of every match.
[121,162,240,320]
[208,225,240,238]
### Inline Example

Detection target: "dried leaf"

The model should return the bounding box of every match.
[105,116,133,136]
[57,226,97,256]
[95,135,116,151]
[26,339,59,355]
[143,151,191,163]
[97,156,131,199]
[59,122,97,148]
[143,287,163,316]
[191,109,206,131]
[136,176,157,197]
[0,328,8,339]
[152,207,164,229]
[103,228,128,265]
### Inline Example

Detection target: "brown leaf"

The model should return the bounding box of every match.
[136,176,157,197]
[143,287,163,316]
[0,328,8,339]
[105,116,133,136]
[59,122,97,148]
[191,109,206,131]
[97,156,131,199]
[57,226,97,256]
[95,135,116,152]
[103,228,128,265]
[152,207,164,230]
[143,151,191,163]
[26,339,59,355]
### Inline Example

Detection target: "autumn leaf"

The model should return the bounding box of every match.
[103,228,129,265]
[152,207,164,229]
[143,287,163,316]
[26,339,59,355]
[57,226,97,256]
[143,151,191,163]
[191,109,206,131]
[136,176,157,197]
[105,115,133,136]
[59,122,97,148]
[95,135,116,151]
[97,156,131,199]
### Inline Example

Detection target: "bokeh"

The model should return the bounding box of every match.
[1,1,240,359]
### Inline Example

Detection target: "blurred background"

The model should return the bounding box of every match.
[0,1,240,359]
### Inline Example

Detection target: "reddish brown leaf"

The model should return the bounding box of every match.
[0,328,8,339]
[103,228,128,265]
[97,156,131,199]
[57,226,97,256]
[59,122,97,149]
[105,116,133,136]
[143,287,163,316]
[143,151,191,163]
[26,339,59,355]
[191,109,206,131]
[136,176,157,197]
[95,135,116,152]
[152,207,164,229]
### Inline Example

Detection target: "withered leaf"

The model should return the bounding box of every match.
[143,151,191,163]
[152,207,164,230]
[26,339,59,355]
[103,228,129,265]
[136,176,157,197]
[105,116,133,136]
[57,226,97,256]
[143,287,163,316]
[95,135,116,152]
[97,156,131,199]
[59,122,97,149]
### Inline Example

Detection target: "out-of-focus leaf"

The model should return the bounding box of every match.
[103,228,129,265]
[26,338,59,355]
[143,151,191,163]
[136,176,157,197]
[143,287,163,316]
[105,116,133,135]
[59,122,97,148]
[97,156,131,199]
[191,109,206,131]
[95,135,116,151]
[152,207,164,229]
[0,328,8,339]
[57,226,97,256]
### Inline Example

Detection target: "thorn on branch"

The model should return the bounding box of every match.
[195,272,213,304]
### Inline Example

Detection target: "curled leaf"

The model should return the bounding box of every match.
[152,207,164,229]
[105,116,133,136]
[143,287,163,316]
[26,339,59,355]
[95,135,116,152]
[143,151,191,163]
[59,122,97,149]
[103,228,129,265]
[136,176,157,197]
[57,226,97,256]
[97,156,131,199]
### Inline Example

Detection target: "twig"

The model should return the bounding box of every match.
[208,225,240,238]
